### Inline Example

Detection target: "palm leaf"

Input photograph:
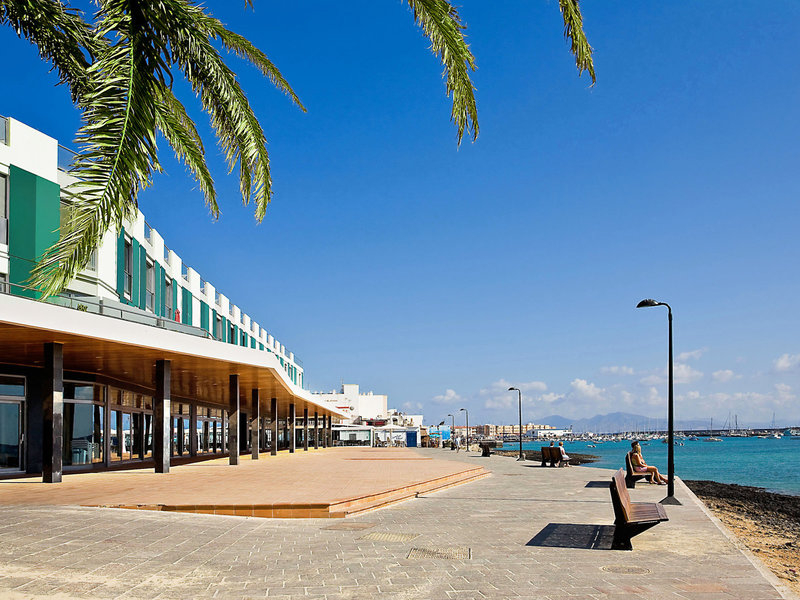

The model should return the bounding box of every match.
[558,0,595,84]
[406,0,478,144]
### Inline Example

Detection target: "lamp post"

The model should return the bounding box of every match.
[507,387,525,461]
[459,408,469,450]
[636,298,681,505]
[447,413,455,451]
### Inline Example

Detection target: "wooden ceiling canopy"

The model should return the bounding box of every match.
[0,321,334,419]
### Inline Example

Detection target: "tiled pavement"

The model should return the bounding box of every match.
[0,448,794,600]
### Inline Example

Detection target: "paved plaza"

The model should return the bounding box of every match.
[0,448,794,600]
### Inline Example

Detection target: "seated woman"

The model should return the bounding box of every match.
[558,441,571,466]
[630,441,667,484]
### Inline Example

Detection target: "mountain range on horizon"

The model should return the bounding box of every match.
[536,412,790,434]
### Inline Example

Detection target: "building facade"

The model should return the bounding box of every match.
[0,116,344,481]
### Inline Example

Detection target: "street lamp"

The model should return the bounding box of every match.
[636,298,681,505]
[507,387,525,461]
[459,408,469,450]
[447,413,455,451]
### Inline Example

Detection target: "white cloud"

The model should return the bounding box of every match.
[774,353,800,372]
[639,374,663,386]
[677,348,706,362]
[712,369,737,383]
[600,365,634,376]
[711,369,739,383]
[569,378,605,400]
[431,389,462,405]
[539,392,564,404]
[487,378,547,394]
[402,401,424,411]
[674,363,703,384]
[774,383,794,402]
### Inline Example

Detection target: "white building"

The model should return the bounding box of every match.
[313,384,388,423]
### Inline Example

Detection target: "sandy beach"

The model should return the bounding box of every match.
[685,481,799,596]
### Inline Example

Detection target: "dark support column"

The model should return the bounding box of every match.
[289,403,296,453]
[327,415,333,447]
[320,414,326,448]
[154,359,171,474]
[189,404,198,457]
[228,374,240,465]
[314,411,319,450]
[42,342,63,483]
[303,408,309,451]
[251,389,260,460]
[271,398,278,456]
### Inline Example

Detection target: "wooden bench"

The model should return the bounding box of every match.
[625,451,651,488]
[478,440,500,457]
[609,469,668,550]
[540,446,568,467]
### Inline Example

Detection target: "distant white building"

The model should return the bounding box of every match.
[313,384,388,423]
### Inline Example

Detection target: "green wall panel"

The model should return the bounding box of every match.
[200,301,209,332]
[153,262,162,316]
[7,166,60,298]
[116,230,125,299]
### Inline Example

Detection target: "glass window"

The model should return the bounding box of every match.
[165,277,173,319]
[0,401,21,468]
[0,375,24,397]
[0,273,7,294]
[146,262,155,311]
[64,382,102,402]
[63,403,103,466]
[0,173,7,245]
[124,239,133,297]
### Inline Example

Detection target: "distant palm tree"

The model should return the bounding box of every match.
[0,0,594,296]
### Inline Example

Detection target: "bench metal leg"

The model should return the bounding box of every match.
[612,521,660,551]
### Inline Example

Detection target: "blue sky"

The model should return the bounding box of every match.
[3,2,800,428]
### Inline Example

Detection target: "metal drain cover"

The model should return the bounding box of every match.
[601,565,651,574]
[322,522,376,531]
[359,532,420,542]
[407,546,471,559]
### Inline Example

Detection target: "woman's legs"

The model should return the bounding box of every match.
[647,466,667,484]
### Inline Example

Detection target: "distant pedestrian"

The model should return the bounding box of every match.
[455,437,461,452]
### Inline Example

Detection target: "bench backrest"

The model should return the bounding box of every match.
[625,451,635,476]
[611,469,632,521]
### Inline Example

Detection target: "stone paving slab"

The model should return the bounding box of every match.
[0,447,795,600]
[0,447,480,508]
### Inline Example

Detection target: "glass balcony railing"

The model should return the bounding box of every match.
[57,145,78,172]
[0,116,7,145]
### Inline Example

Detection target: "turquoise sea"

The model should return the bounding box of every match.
[500,436,800,496]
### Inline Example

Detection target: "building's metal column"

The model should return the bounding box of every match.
[189,403,198,457]
[154,359,171,474]
[314,411,319,450]
[228,374,240,465]
[42,342,63,483]
[289,403,296,453]
[327,415,333,447]
[251,389,260,459]
[271,397,278,456]
[303,408,309,451]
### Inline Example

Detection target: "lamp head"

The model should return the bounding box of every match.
[459,408,466,412]
[508,386,519,392]
[447,413,453,417]
[636,298,662,308]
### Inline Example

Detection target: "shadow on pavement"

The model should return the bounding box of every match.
[527,523,616,550]
[584,481,610,488]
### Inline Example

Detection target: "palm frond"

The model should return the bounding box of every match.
[0,0,101,101]
[406,0,478,144]
[143,0,273,219]
[29,4,162,296]
[558,0,595,84]
[153,84,218,215]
